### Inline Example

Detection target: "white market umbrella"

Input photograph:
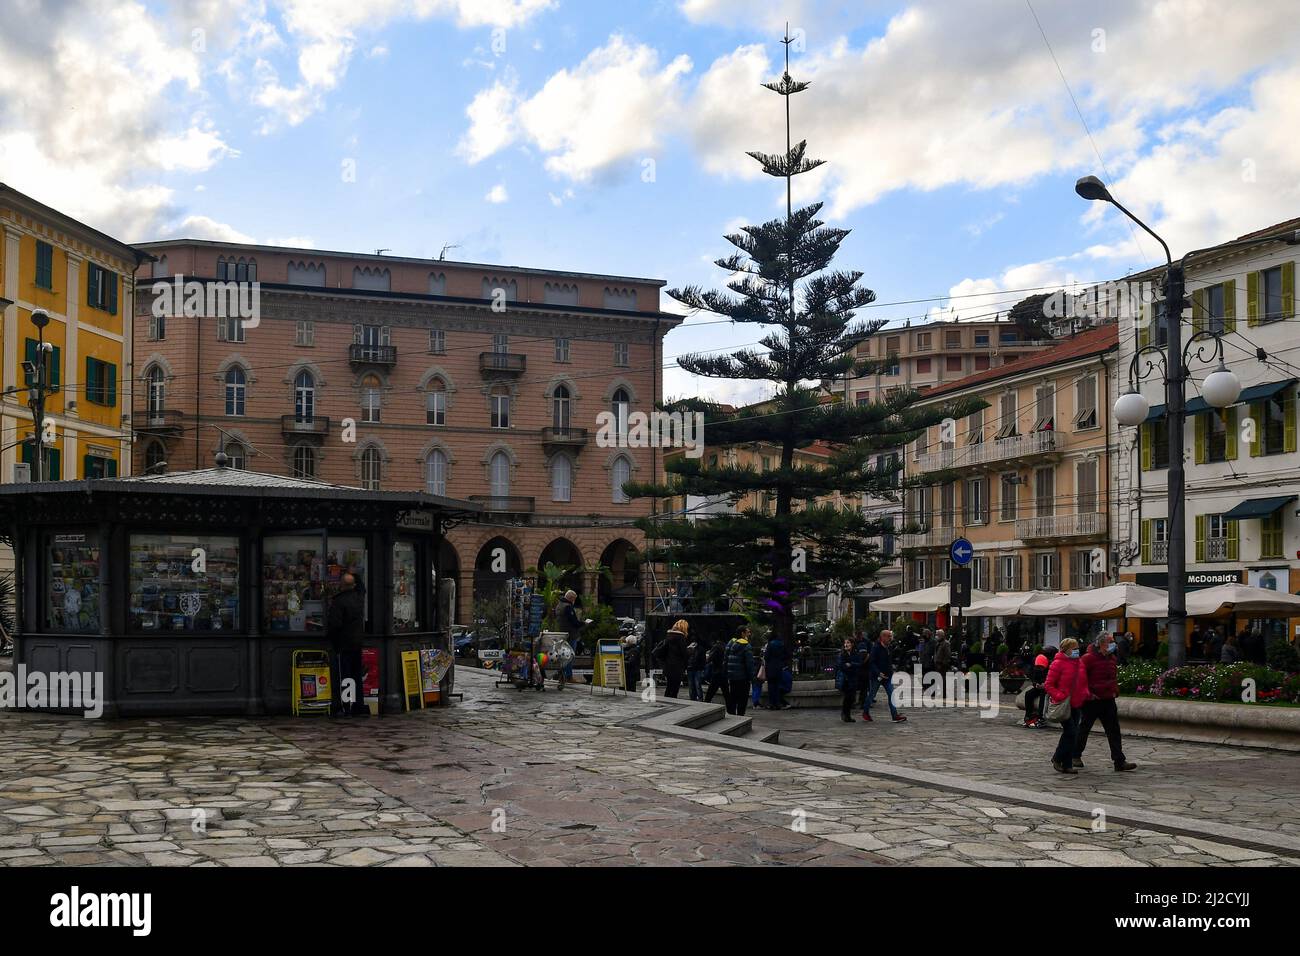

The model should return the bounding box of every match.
[966,590,1067,616]
[1028,583,1169,619]
[1129,583,1300,619]
[869,584,993,614]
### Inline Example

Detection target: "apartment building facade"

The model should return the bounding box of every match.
[132,240,680,622]
[1115,218,1300,646]
[901,323,1119,605]
[1,184,143,487]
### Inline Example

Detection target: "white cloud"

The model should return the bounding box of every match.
[458,35,693,182]
[485,183,509,203]
[547,188,575,206]
[167,215,258,243]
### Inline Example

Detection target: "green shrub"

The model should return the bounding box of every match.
[1266,638,1300,674]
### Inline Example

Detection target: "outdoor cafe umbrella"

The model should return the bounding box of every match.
[1128,583,1300,619]
[965,590,1066,616]
[1027,582,1169,619]
[869,584,993,614]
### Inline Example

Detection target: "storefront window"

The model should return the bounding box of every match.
[128,534,240,632]
[45,533,102,633]
[262,534,367,632]
[393,540,418,632]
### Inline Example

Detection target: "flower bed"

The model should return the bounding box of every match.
[1118,660,1299,704]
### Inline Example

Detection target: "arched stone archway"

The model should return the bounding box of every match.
[436,538,462,625]
[536,537,584,597]
[599,538,643,619]
[473,536,523,613]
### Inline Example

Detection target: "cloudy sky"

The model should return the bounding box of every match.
[2,0,1298,404]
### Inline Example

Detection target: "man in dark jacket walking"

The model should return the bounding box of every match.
[837,639,863,722]
[865,629,905,722]
[1074,636,1137,771]
[326,572,368,717]
[724,627,757,716]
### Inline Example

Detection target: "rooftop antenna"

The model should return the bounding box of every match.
[438,243,461,261]
[374,248,391,256]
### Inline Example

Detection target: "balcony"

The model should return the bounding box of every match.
[899,526,958,549]
[280,415,330,439]
[479,351,526,375]
[540,426,589,449]
[1206,537,1232,561]
[1151,540,1169,564]
[916,429,1060,473]
[469,495,535,515]
[138,408,183,437]
[348,343,397,366]
[1016,510,1104,541]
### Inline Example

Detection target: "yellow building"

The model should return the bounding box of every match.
[1,184,143,490]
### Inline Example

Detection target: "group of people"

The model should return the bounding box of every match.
[1193,623,1268,665]
[649,620,795,714]
[836,629,908,723]
[1016,634,1137,774]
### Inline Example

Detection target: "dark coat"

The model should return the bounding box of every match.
[838,649,863,691]
[326,587,365,651]
[705,640,726,680]
[724,638,756,682]
[688,640,707,671]
[658,630,688,674]
[764,637,789,674]
[1080,646,1119,700]
[868,641,894,680]
[559,600,584,640]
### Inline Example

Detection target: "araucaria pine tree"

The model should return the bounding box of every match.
[628,33,976,646]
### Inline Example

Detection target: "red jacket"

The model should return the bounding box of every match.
[1045,652,1090,707]
[1080,646,1118,700]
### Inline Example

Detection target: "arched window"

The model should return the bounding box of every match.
[145,441,166,473]
[426,378,446,426]
[552,384,571,431]
[426,449,447,495]
[225,442,247,470]
[611,387,630,437]
[216,257,228,281]
[224,366,246,416]
[235,258,248,282]
[551,455,572,503]
[361,447,382,490]
[490,451,510,498]
[292,445,316,479]
[146,366,165,416]
[361,374,381,423]
[294,369,316,422]
[490,386,510,429]
[611,455,631,504]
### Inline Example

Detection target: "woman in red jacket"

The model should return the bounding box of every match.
[1044,637,1091,774]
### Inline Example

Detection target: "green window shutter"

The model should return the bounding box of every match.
[1227,519,1239,561]
[1137,300,1150,349]
[35,242,53,288]
[1247,271,1260,327]
[106,363,117,407]
[19,440,33,466]
[1225,407,1238,461]
[49,345,60,388]
[106,457,118,478]
[1286,390,1297,454]
[1193,413,1207,464]
[1140,423,1153,471]
[87,264,95,308]
[47,448,61,481]
[23,339,36,385]
[85,357,98,404]
[83,454,95,479]
[1192,288,1206,334]
[1223,278,1237,333]
[1284,261,1296,321]
[1195,515,1207,562]
[107,272,118,315]
[1251,402,1264,458]
[1140,519,1151,565]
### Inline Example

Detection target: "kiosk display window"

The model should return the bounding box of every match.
[262,534,367,632]
[392,540,418,632]
[128,534,240,632]
[45,533,102,633]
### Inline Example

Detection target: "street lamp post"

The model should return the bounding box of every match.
[1073,178,1298,666]
[26,309,52,484]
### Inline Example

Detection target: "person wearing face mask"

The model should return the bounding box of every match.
[1073,635,1137,771]
[1044,637,1090,774]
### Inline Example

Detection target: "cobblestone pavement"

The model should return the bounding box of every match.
[751,696,1300,839]
[1,669,1296,866]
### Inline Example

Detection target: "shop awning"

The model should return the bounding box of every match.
[1235,378,1297,405]
[869,584,993,613]
[1144,396,1209,422]
[1222,495,1297,521]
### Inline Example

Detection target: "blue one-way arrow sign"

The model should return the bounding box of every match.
[950,537,974,567]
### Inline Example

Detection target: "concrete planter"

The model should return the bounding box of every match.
[1117,696,1300,751]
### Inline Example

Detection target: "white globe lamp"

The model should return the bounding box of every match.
[1202,363,1243,409]
[1113,389,1150,427]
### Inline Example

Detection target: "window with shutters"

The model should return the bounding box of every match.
[995,392,1018,439]
[1069,550,1102,590]
[490,387,510,429]
[1141,517,1170,565]
[35,241,53,289]
[964,477,987,525]
[916,357,932,374]
[945,331,961,349]
[1034,467,1055,517]
[361,374,382,423]
[426,449,447,495]
[1200,283,1227,335]
[426,380,446,426]
[972,556,989,592]
[1000,473,1018,521]
[1032,551,1059,590]
[939,482,955,527]
[968,407,984,444]
[551,454,571,502]
[1033,383,1054,431]
[428,329,446,354]
[1073,375,1098,429]
[945,356,963,372]
[1075,458,1098,514]
[86,263,117,313]
[1261,511,1284,559]
[614,342,629,367]
[1206,408,1229,462]
[916,332,932,351]
[913,558,929,589]
[83,454,117,479]
[217,315,244,343]
[1202,513,1236,562]
[149,314,166,341]
[975,355,991,370]
[1142,421,1170,470]
[998,554,1019,591]
[1260,391,1293,456]
[85,358,116,407]
[1261,266,1284,323]
[555,337,570,362]
[295,321,315,347]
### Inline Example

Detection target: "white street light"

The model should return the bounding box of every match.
[1113,389,1151,428]
[1202,363,1243,409]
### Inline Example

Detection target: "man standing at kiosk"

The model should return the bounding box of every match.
[327,573,369,717]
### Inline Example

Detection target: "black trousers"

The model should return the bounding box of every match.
[333,647,367,715]
[1075,697,1126,765]
[1023,687,1046,722]
[840,686,857,720]
[705,674,729,707]
[664,667,684,699]
[727,679,750,715]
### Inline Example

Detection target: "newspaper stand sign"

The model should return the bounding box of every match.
[401,650,424,711]
[291,649,332,716]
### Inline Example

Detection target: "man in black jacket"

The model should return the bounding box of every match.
[704,637,730,708]
[865,628,906,723]
[327,573,368,717]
